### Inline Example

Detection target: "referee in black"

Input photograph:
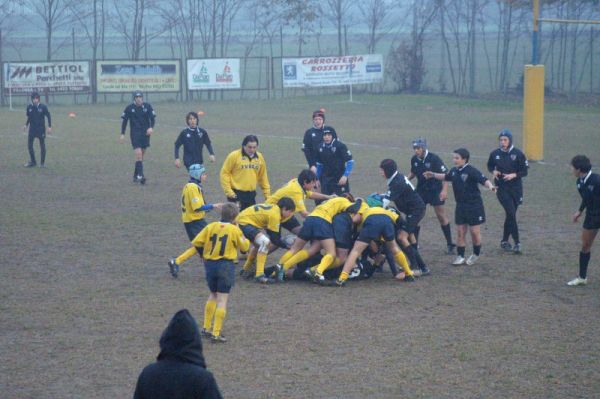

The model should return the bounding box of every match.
[567,155,600,286]
[174,111,215,170]
[486,129,528,254]
[23,92,51,168]
[120,91,156,184]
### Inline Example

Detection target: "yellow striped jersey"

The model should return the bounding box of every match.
[220,148,270,198]
[309,197,354,223]
[358,206,400,229]
[266,178,312,214]
[191,221,250,261]
[236,203,281,233]
[181,182,206,223]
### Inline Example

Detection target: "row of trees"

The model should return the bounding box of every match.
[0,0,599,96]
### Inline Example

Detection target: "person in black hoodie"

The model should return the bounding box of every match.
[133,309,223,399]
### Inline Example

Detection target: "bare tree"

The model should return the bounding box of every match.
[111,0,167,60]
[278,0,320,56]
[359,0,394,53]
[25,0,74,60]
[325,0,352,55]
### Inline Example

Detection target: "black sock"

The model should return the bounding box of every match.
[137,161,144,177]
[473,245,481,256]
[402,245,419,270]
[411,244,426,268]
[579,252,591,279]
[457,246,465,257]
[134,162,140,177]
[414,226,421,244]
[441,223,452,245]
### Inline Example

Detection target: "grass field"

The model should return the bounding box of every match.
[1,94,599,398]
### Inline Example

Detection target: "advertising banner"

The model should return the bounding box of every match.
[282,54,383,88]
[3,61,91,94]
[187,59,240,90]
[96,60,180,92]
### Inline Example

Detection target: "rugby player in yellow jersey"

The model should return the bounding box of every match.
[168,164,224,278]
[220,135,270,210]
[275,194,363,284]
[266,169,335,235]
[191,203,250,343]
[237,197,295,284]
[336,205,415,286]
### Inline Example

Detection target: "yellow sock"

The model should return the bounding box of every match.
[175,247,197,265]
[212,307,227,337]
[278,250,294,265]
[203,300,217,331]
[339,271,349,282]
[394,251,413,276]
[316,253,335,275]
[283,249,309,270]
[256,252,267,276]
[242,252,256,271]
[310,265,318,273]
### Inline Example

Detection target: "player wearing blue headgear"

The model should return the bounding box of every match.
[486,129,528,254]
[168,164,225,278]
[407,138,456,254]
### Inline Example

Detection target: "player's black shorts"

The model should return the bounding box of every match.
[455,202,486,226]
[29,130,46,139]
[399,207,425,234]
[332,213,354,249]
[417,189,445,206]
[281,215,301,232]
[130,132,150,149]
[583,213,600,230]
[357,214,395,243]
[204,259,235,293]
[496,186,523,209]
[239,224,261,242]
[298,216,334,241]
[184,219,208,241]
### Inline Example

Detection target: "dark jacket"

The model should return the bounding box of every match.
[387,172,426,216]
[302,125,337,167]
[121,102,156,136]
[174,127,214,168]
[486,146,528,192]
[133,309,222,399]
[26,103,51,135]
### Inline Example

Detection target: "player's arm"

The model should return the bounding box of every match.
[257,154,271,198]
[309,191,335,201]
[174,132,183,167]
[44,106,52,132]
[423,171,446,181]
[339,145,353,185]
[486,152,496,173]
[515,152,529,178]
[235,228,251,253]
[476,170,496,192]
[203,131,216,161]
[220,154,237,199]
[23,109,30,131]
[302,130,315,167]
[148,104,156,128]
[120,108,129,141]
[266,229,288,249]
